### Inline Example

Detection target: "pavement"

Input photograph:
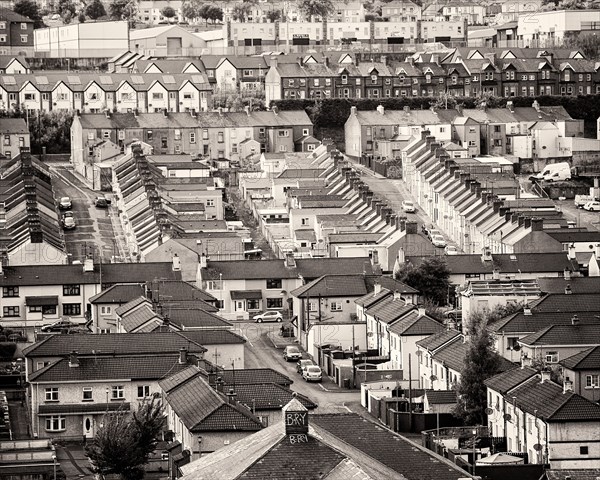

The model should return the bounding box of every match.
[55,444,95,480]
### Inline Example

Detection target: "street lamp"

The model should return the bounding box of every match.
[472,428,477,476]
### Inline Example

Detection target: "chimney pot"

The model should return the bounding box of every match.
[179,348,187,364]
[69,351,79,368]
[571,313,579,324]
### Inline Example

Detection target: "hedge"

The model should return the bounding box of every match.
[272,95,600,134]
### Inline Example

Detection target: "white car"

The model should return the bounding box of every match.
[253,311,283,323]
[583,201,600,212]
[444,245,459,255]
[59,197,72,209]
[401,200,416,213]
[431,235,447,248]
[302,365,323,382]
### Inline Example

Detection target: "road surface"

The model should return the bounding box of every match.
[235,320,362,414]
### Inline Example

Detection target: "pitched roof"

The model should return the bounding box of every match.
[22,332,207,357]
[177,329,246,346]
[560,346,600,371]
[89,284,145,304]
[295,257,375,280]
[519,324,600,347]
[120,305,161,332]
[530,293,600,313]
[545,469,600,480]
[484,366,539,394]
[488,311,600,334]
[425,390,458,405]
[537,276,600,295]
[163,374,263,432]
[416,329,461,352]
[233,383,317,410]
[366,296,415,324]
[0,262,182,287]
[508,376,600,422]
[115,296,148,316]
[166,308,232,329]
[28,354,190,382]
[543,229,600,243]
[204,368,293,387]
[291,274,367,298]
[354,288,393,308]
[311,413,472,480]
[388,312,445,337]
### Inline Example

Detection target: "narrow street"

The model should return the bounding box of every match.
[50,166,128,262]
[235,321,362,414]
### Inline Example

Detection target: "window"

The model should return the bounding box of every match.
[2,286,18,297]
[24,93,35,101]
[45,387,59,401]
[314,78,320,87]
[564,71,571,81]
[302,128,309,136]
[586,374,599,388]
[63,285,80,296]
[63,303,81,316]
[82,387,93,401]
[190,132,196,143]
[111,386,124,399]
[103,130,110,139]
[217,131,224,143]
[506,337,519,350]
[21,22,27,30]
[100,306,112,315]
[0,22,5,29]
[494,139,502,147]
[468,140,476,147]
[3,306,19,317]
[161,137,167,149]
[20,35,28,43]
[301,218,309,226]
[147,130,153,141]
[278,130,289,137]
[137,385,150,398]
[45,416,66,432]
[331,302,342,312]
[580,446,589,455]
[3,135,9,146]
[267,298,283,309]
[174,129,181,140]
[266,279,282,289]
[247,299,260,310]
[37,305,56,315]
[545,351,559,363]
[36,361,49,371]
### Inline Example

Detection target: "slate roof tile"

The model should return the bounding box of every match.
[389,312,445,337]
[311,413,471,480]
[28,354,189,382]
[89,284,145,304]
[484,366,539,394]
[291,275,367,298]
[416,330,461,352]
[519,324,600,347]
[560,346,600,370]
[233,383,316,410]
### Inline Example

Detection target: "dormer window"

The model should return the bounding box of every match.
[371,74,377,83]
[564,71,571,81]
[452,75,458,84]
[425,74,431,83]
[341,74,348,84]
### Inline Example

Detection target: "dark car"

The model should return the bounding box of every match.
[94,196,110,208]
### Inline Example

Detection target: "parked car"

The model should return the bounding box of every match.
[61,212,76,230]
[94,196,110,208]
[296,359,315,374]
[583,201,600,212]
[59,196,72,209]
[431,235,447,248]
[444,245,459,255]
[283,345,302,362]
[302,365,323,382]
[401,200,416,213]
[428,229,442,240]
[40,320,79,332]
[575,194,596,208]
[253,311,283,323]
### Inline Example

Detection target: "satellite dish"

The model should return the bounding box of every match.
[485,408,494,415]
[533,444,543,451]
[503,413,512,421]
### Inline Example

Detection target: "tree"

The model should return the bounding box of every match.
[86,0,106,20]
[207,5,223,23]
[161,5,176,22]
[266,9,282,22]
[86,395,165,480]
[298,0,335,20]
[232,2,252,22]
[13,0,45,28]
[562,34,600,60]
[454,311,500,425]
[57,0,76,17]
[78,11,86,22]
[181,1,197,21]
[394,257,451,306]
[29,110,74,154]
[109,0,137,20]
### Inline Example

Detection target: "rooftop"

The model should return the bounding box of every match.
[560,346,600,371]
[291,274,367,298]
[519,324,600,347]
[484,366,539,394]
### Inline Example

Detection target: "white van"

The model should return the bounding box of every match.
[530,162,572,182]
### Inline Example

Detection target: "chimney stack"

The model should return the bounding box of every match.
[283,395,309,436]
[69,351,79,368]
[568,243,576,260]
[563,377,574,394]
[377,105,385,115]
[521,355,532,368]
[417,306,426,317]
[563,269,571,281]
[227,388,237,404]
[393,290,402,301]
[215,377,224,392]
[199,253,208,269]
[523,304,532,316]
[179,348,187,364]
[571,314,579,325]
[373,282,381,296]
[172,253,181,271]
[540,369,552,383]
[244,105,250,116]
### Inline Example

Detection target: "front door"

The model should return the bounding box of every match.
[83,415,94,438]
[235,300,244,311]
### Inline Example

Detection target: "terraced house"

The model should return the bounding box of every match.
[0,73,211,114]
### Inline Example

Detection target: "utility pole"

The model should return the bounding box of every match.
[408,353,413,432]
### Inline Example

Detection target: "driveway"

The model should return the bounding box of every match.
[55,444,95,480]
